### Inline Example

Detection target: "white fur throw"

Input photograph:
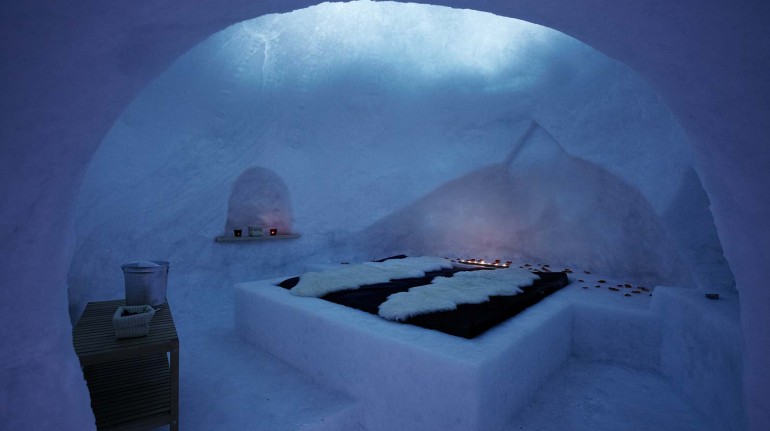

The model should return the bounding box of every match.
[290,256,454,297]
[378,267,539,321]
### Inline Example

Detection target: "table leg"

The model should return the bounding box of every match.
[171,342,179,431]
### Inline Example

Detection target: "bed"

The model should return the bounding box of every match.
[276,258,569,338]
[235,256,575,431]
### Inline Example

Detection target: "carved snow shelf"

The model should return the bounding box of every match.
[215,234,301,243]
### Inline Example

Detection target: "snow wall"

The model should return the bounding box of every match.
[4,1,769,430]
[68,2,731,321]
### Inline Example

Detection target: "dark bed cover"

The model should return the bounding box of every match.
[277,264,570,339]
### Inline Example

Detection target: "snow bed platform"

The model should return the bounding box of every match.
[235,274,745,431]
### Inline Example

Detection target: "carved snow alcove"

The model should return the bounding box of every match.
[216,166,299,242]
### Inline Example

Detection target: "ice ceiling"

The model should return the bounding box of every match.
[69,2,732,320]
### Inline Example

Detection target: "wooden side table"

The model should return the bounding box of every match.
[73,300,179,430]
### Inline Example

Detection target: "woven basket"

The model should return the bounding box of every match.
[113,305,156,338]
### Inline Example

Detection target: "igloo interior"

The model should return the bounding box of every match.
[1,1,768,431]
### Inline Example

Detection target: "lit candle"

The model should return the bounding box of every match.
[269,228,277,236]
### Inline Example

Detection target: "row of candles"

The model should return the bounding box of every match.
[455,258,512,267]
[233,227,277,237]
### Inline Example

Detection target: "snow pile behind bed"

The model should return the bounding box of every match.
[378,267,539,321]
[289,256,454,297]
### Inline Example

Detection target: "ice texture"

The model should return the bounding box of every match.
[68,3,728,324]
[362,122,690,286]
